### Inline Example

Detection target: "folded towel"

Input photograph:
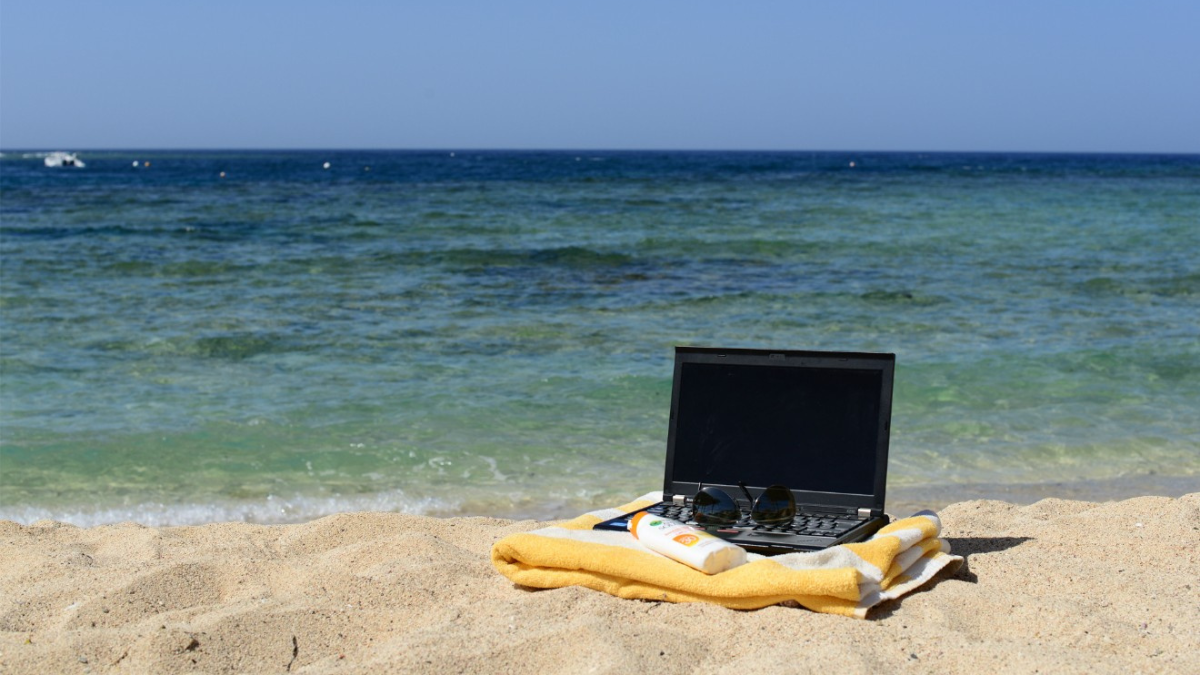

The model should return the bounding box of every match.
[492,492,963,618]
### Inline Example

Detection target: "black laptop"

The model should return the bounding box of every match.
[594,346,896,555]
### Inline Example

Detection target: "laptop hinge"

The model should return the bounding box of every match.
[858,507,873,519]
[671,494,687,506]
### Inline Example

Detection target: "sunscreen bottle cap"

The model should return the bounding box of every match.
[628,511,647,539]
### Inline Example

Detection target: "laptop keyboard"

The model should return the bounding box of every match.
[644,502,864,539]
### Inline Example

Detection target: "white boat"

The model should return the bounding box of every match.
[44,152,85,168]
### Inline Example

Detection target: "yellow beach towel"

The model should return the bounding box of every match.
[492,492,963,619]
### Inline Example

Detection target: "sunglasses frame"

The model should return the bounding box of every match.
[690,482,797,527]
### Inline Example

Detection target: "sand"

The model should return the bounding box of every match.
[1,494,1197,674]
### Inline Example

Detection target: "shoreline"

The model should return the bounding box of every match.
[886,473,1199,519]
[3,472,1195,528]
[1,493,1197,673]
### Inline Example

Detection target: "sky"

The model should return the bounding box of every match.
[2,1,1198,153]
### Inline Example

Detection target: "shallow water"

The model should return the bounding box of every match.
[2,150,1197,525]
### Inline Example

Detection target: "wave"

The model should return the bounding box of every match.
[858,289,949,306]
[102,259,250,278]
[369,246,637,270]
[1077,273,1200,298]
[0,490,458,528]
[93,333,300,360]
[0,223,203,239]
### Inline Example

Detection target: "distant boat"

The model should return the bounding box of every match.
[44,152,85,168]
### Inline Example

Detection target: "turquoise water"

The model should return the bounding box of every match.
[1,150,1197,525]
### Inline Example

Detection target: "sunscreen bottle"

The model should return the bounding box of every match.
[628,511,747,574]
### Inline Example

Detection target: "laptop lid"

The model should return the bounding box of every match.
[663,347,895,515]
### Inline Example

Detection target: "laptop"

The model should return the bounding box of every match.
[594,346,896,555]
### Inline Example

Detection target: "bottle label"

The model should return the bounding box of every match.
[646,518,719,547]
[629,511,747,574]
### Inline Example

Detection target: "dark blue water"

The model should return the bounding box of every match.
[2,150,1197,524]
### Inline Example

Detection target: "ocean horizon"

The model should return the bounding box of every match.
[2,149,1197,526]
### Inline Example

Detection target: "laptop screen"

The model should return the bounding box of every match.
[666,349,893,500]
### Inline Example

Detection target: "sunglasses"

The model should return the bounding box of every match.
[691,482,796,527]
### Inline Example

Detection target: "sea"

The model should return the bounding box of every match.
[1,150,1197,526]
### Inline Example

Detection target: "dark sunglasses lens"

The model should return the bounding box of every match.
[752,485,796,525]
[692,487,740,525]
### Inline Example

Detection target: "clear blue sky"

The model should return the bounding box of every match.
[2,1,1198,152]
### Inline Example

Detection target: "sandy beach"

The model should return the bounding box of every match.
[1,493,1196,674]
